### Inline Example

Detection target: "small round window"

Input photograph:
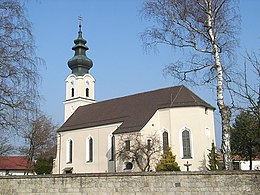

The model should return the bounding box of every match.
[124,162,133,170]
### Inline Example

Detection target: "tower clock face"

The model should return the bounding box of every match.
[70,80,74,86]
[85,80,89,86]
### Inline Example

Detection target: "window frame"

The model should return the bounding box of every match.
[162,131,169,152]
[147,139,152,151]
[86,136,94,162]
[182,129,192,159]
[86,88,89,97]
[71,87,75,97]
[66,139,73,164]
[125,140,130,151]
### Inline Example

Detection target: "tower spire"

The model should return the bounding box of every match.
[67,21,93,76]
[64,22,96,121]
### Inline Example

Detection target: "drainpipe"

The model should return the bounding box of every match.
[57,132,61,174]
[113,134,117,172]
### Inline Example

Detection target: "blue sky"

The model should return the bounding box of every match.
[26,0,260,147]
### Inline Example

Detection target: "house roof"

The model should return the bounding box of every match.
[0,156,32,170]
[59,85,214,134]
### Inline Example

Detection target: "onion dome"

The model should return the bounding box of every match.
[67,25,93,76]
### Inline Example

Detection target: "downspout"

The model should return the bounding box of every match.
[57,132,61,174]
[113,134,116,172]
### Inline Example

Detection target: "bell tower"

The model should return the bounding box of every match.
[64,24,95,121]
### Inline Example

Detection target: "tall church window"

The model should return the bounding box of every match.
[147,139,151,151]
[182,129,192,158]
[71,88,74,97]
[87,137,93,162]
[125,140,130,151]
[66,139,73,163]
[162,131,169,152]
[86,88,89,97]
[110,135,115,160]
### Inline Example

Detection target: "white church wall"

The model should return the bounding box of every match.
[139,106,215,171]
[54,105,215,174]
[54,123,122,174]
[168,106,215,171]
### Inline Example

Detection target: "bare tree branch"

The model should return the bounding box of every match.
[230,50,260,122]
[0,0,43,132]
[0,133,14,155]
[116,133,161,172]
[19,114,57,166]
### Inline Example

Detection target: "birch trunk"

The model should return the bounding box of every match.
[206,0,233,170]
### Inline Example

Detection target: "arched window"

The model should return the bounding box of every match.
[66,139,73,163]
[182,130,191,158]
[125,140,130,151]
[86,88,89,97]
[162,131,169,152]
[71,88,74,97]
[147,139,151,151]
[87,137,93,162]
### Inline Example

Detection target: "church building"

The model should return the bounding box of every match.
[52,25,216,174]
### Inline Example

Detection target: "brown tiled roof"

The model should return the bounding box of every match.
[58,85,214,134]
[0,156,33,170]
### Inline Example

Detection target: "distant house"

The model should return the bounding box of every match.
[232,156,260,171]
[0,156,34,176]
[52,25,216,174]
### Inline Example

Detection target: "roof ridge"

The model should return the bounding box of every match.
[85,85,183,106]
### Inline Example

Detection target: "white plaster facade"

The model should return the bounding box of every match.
[114,106,215,172]
[53,105,215,173]
[64,73,95,121]
[54,123,122,174]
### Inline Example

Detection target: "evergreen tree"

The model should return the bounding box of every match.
[35,157,53,175]
[207,142,220,171]
[156,147,180,171]
[231,111,260,170]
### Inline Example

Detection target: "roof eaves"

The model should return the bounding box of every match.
[58,118,126,132]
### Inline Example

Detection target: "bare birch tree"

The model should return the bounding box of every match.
[141,0,240,170]
[0,0,41,132]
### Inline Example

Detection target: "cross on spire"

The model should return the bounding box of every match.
[78,16,83,26]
